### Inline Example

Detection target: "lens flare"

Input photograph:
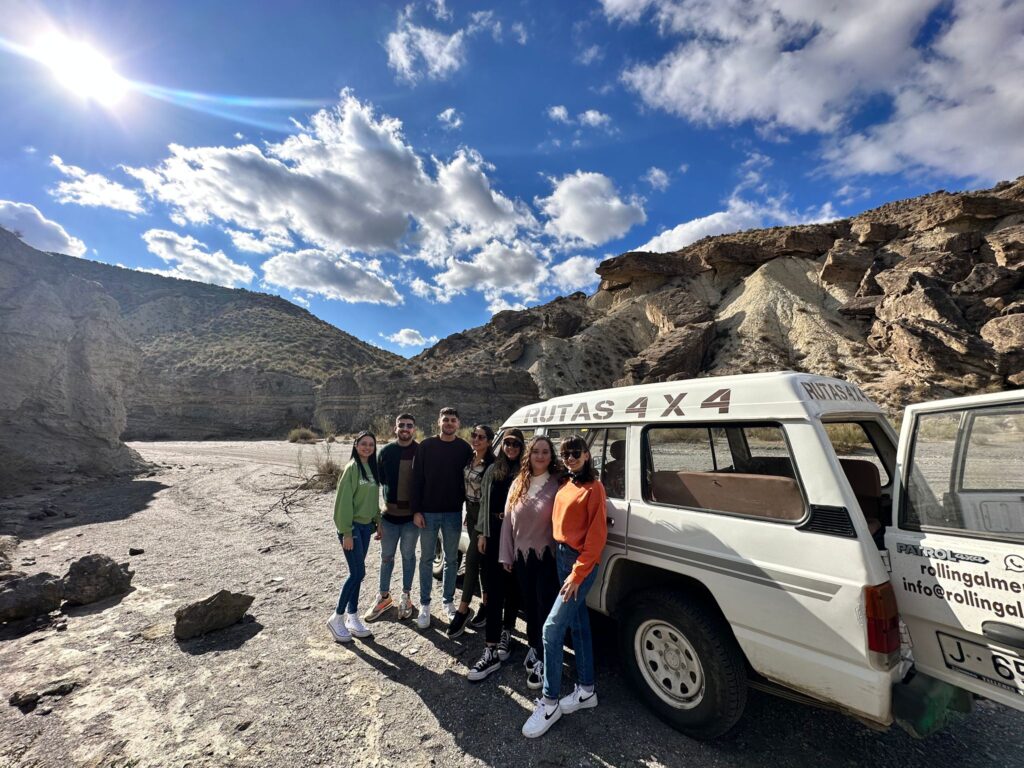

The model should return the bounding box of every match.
[30,33,127,105]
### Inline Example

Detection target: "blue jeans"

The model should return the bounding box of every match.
[335,522,374,615]
[542,543,599,700]
[378,518,418,594]
[418,512,462,605]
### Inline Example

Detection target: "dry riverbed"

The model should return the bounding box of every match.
[0,440,1021,767]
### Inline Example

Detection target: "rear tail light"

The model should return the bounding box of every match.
[865,581,900,654]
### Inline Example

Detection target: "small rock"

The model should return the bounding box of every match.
[62,554,134,606]
[174,590,254,640]
[41,506,59,518]
[236,720,253,732]
[128,548,145,556]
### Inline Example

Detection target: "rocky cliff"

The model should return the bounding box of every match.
[316,176,1024,429]
[0,231,402,448]
[0,229,140,487]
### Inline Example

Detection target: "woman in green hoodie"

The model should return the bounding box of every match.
[327,431,382,644]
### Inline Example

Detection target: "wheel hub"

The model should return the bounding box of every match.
[634,619,706,710]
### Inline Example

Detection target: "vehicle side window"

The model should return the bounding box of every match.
[590,427,627,499]
[823,422,891,485]
[643,424,805,521]
[905,406,1024,541]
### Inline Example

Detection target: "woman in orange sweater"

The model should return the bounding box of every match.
[522,434,608,738]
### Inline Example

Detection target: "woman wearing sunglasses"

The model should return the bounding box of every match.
[447,423,496,638]
[467,429,525,680]
[499,435,562,691]
[522,434,608,738]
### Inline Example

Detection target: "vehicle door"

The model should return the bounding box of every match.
[886,391,1024,711]
[582,426,630,611]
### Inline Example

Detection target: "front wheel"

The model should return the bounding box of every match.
[620,589,747,740]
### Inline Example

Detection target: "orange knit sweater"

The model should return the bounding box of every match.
[552,478,608,584]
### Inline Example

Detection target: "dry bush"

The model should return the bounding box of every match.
[288,427,318,443]
[298,442,343,491]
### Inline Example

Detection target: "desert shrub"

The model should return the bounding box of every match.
[288,427,318,443]
[298,443,342,491]
[326,434,336,443]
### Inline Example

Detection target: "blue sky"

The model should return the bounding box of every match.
[1,0,1022,354]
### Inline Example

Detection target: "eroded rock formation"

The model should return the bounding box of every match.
[317,176,1024,428]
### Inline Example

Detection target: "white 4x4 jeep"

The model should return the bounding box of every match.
[499,371,1024,739]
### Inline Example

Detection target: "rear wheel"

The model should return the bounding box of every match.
[432,538,464,580]
[620,589,747,740]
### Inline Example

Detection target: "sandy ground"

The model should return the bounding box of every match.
[0,440,1022,768]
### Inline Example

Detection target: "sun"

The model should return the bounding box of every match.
[30,33,127,106]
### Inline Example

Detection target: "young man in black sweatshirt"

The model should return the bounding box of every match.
[411,406,473,628]
[364,413,419,622]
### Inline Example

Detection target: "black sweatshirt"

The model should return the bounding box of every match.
[410,436,473,515]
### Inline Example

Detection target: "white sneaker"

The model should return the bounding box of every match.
[442,601,457,621]
[327,613,352,643]
[417,604,431,629]
[559,685,598,714]
[522,698,561,738]
[397,592,415,620]
[523,646,538,670]
[345,612,372,639]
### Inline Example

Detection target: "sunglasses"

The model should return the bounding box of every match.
[502,439,523,448]
[561,449,585,460]
[397,422,414,430]
[471,432,488,440]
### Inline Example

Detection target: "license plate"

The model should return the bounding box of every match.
[937,631,1024,696]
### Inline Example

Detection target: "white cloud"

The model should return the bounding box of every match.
[386,7,467,83]
[23,146,37,155]
[551,255,601,292]
[125,92,533,268]
[291,294,310,307]
[547,105,571,123]
[836,183,871,206]
[538,171,646,246]
[262,248,402,305]
[468,10,502,40]
[437,107,463,130]
[431,240,548,310]
[381,327,439,347]
[0,200,86,256]
[643,166,670,190]
[142,229,255,287]
[578,109,612,128]
[225,227,294,254]
[577,44,604,65]
[511,22,529,45]
[233,132,245,140]
[606,1,1024,181]
[825,1,1024,181]
[49,155,144,214]
[430,0,452,21]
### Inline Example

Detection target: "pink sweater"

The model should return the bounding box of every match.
[499,473,559,565]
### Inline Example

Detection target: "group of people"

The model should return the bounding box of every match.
[327,407,609,739]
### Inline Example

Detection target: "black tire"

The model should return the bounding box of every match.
[620,589,747,740]
[431,538,464,580]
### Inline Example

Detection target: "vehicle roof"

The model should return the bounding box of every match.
[501,371,884,428]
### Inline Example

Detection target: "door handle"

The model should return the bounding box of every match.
[606,516,614,527]
[982,621,1024,650]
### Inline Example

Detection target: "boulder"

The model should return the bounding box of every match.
[617,322,714,385]
[952,264,1022,298]
[874,252,974,293]
[0,572,63,622]
[820,240,876,286]
[174,590,255,640]
[981,314,1024,375]
[851,220,903,244]
[839,296,883,318]
[596,250,704,290]
[8,678,81,713]
[987,225,1024,268]
[62,554,134,606]
[543,307,584,338]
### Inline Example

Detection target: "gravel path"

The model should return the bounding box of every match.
[0,441,1021,767]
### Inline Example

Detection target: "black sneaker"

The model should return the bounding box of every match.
[446,609,471,638]
[467,647,501,682]
[497,628,512,661]
[469,604,488,629]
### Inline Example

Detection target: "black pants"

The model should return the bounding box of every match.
[459,501,488,604]
[515,547,558,656]
[482,514,521,645]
